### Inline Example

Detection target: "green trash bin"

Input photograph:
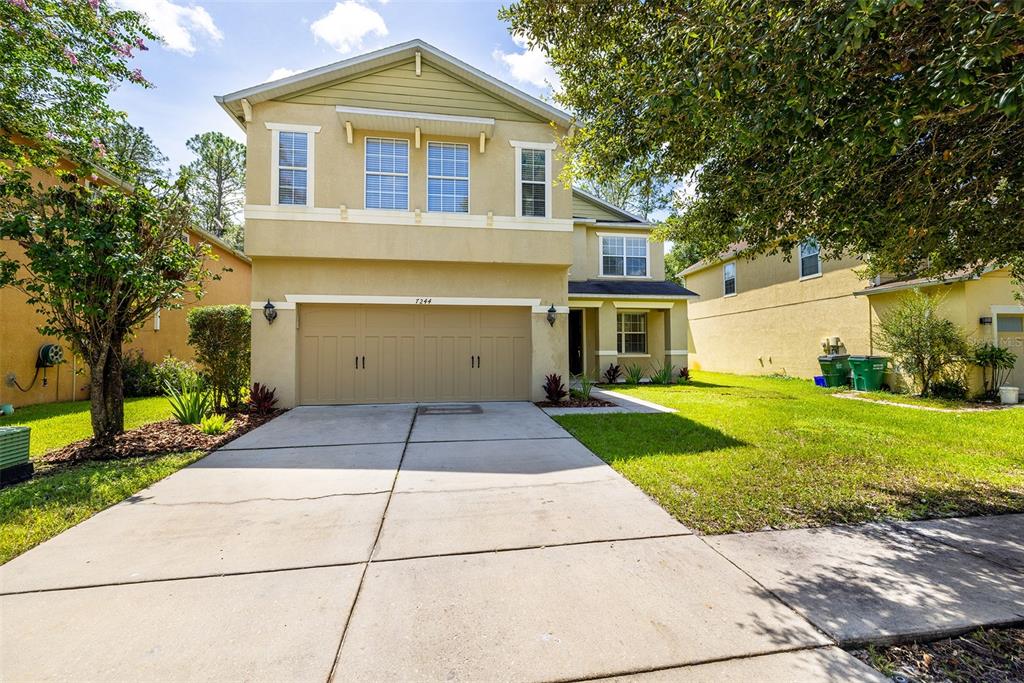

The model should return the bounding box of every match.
[817,355,851,387]
[848,355,889,391]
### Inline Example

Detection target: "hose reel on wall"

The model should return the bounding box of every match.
[5,343,65,393]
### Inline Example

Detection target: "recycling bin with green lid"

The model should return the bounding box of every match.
[817,354,851,387]
[848,355,889,391]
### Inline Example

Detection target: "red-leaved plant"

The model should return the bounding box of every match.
[248,382,278,415]
[543,373,568,403]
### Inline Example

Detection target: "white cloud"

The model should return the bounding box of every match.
[265,67,301,83]
[114,0,222,56]
[310,1,388,54]
[493,35,559,91]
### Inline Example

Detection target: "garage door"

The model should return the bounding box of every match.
[298,305,532,404]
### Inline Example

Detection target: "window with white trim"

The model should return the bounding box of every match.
[601,235,649,277]
[427,142,469,213]
[520,148,547,217]
[617,312,648,354]
[998,315,1024,332]
[277,131,309,206]
[365,137,409,210]
[724,261,737,296]
[799,239,821,278]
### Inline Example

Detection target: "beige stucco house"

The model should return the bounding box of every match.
[683,244,1024,393]
[216,40,695,407]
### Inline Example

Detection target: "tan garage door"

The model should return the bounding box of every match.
[298,305,531,404]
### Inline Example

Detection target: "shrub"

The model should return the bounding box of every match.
[152,356,201,394]
[930,377,969,400]
[543,373,568,402]
[187,305,251,410]
[624,364,647,384]
[875,290,970,396]
[602,363,623,384]
[570,373,595,401]
[650,362,676,385]
[198,413,233,435]
[122,350,160,397]
[972,342,1017,399]
[678,367,691,383]
[248,382,278,415]
[166,380,211,425]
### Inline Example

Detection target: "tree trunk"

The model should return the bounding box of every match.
[90,338,126,444]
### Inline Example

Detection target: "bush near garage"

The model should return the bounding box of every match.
[186,305,250,411]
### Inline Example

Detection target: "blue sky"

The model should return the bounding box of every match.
[108,0,558,171]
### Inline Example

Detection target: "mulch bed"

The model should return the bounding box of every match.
[535,397,618,408]
[41,410,286,464]
[850,627,1024,682]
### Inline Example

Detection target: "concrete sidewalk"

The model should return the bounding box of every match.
[708,514,1024,646]
[0,401,884,682]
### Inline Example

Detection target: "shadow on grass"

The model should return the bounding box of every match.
[556,413,746,461]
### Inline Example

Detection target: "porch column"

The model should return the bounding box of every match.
[664,302,689,370]
[595,301,618,379]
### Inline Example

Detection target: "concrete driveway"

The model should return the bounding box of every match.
[0,402,880,681]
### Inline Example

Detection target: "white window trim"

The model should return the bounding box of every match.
[798,240,822,281]
[723,261,737,297]
[616,311,649,355]
[154,307,161,331]
[598,232,651,279]
[425,140,471,214]
[364,136,411,211]
[510,140,555,219]
[266,122,320,208]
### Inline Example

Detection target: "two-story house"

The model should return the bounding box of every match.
[216,40,695,407]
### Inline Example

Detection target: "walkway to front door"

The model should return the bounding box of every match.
[0,403,880,681]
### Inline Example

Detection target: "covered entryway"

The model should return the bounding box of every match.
[298,304,531,404]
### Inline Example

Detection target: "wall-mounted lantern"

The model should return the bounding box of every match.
[263,299,278,325]
[546,304,557,327]
[980,316,993,326]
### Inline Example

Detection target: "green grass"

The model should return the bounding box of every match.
[0,397,172,457]
[0,451,205,564]
[846,390,981,410]
[555,372,1024,534]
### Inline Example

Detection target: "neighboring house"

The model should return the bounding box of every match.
[683,245,1024,392]
[216,39,694,407]
[0,157,252,408]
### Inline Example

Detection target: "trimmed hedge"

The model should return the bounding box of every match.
[186,305,250,410]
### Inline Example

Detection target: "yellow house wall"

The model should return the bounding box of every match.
[686,250,870,377]
[569,225,665,281]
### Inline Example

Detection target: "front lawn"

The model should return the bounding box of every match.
[0,451,204,564]
[1,396,172,458]
[556,372,1024,534]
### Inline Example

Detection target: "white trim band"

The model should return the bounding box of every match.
[250,300,296,310]
[283,294,544,308]
[244,204,573,233]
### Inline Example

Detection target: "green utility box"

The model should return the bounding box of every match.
[0,426,33,487]
[817,354,851,387]
[849,356,889,392]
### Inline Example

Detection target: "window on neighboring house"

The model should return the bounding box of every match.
[427,142,469,213]
[998,315,1024,333]
[519,148,547,217]
[365,137,409,210]
[724,261,737,296]
[617,312,648,354]
[799,239,821,278]
[601,235,649,277]
[277,131,309,206]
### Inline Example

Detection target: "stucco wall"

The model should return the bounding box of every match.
[569,224,666,282]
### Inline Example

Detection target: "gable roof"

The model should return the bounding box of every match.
[571,187,646,224]
[215,39,572,130]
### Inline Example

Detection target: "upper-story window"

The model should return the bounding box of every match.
[267,122,320,208]
[511,140,555,219]
[601,235,649,277]
[799,239,821,279]
[365,137,409,210]
[427,142,469,213]
[724,261,737,296]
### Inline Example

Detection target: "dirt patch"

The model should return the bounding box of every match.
[851,627,1024,682]
[535,397,618,408]
[41,411,286,464]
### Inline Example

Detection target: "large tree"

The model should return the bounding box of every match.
[180,132,246,249]
[576,160,673,221]
[1,0,153,164]
[99,121,167,186]
[0,170,211,442]
[502,1,1024,284]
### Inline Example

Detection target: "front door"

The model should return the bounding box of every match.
[568,309,583,376]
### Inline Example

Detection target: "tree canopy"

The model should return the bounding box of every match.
[502,0,1024,284]
[99,121,168,187]
[180,132,246,249]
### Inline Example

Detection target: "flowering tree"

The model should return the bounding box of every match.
[0,0,153,164]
